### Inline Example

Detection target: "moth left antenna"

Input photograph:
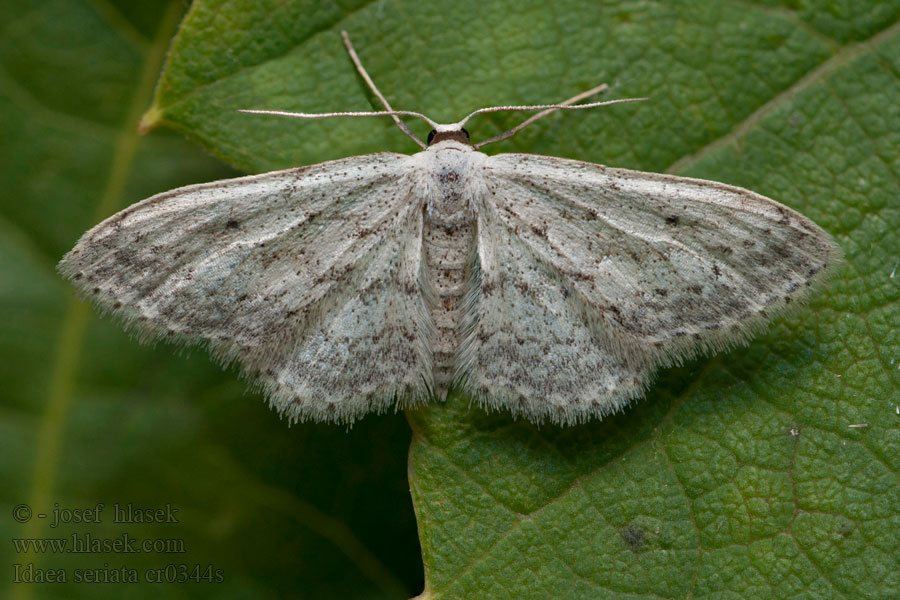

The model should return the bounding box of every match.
[239,32,430,148]
[341,31,427,148]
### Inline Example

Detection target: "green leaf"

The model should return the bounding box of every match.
[4,1,898,600]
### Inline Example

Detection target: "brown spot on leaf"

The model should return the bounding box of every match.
[620,523,646,551]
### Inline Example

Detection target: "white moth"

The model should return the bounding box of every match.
[59,32,840,426]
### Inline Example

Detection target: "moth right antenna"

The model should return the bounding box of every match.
[471,88,648,149]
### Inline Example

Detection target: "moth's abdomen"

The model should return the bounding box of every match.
[422,156,477,395]
[423,217,474,394]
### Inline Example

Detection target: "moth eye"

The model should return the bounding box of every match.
[427,128,470,145]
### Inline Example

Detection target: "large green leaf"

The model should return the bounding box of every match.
[3,1,898,599]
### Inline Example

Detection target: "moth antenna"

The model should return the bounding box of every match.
[238,108,438,129]
[470,91,648,149]
[341,31,427,148]
[470,84,606,148]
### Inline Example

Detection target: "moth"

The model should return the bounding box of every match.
[59,32,840,425]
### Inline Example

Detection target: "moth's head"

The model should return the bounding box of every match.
[427,125,471,146]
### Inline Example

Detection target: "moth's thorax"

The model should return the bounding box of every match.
[418,140,483,392]
[419,140,484,219]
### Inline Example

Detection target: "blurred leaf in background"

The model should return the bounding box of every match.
[2,0,898,599]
